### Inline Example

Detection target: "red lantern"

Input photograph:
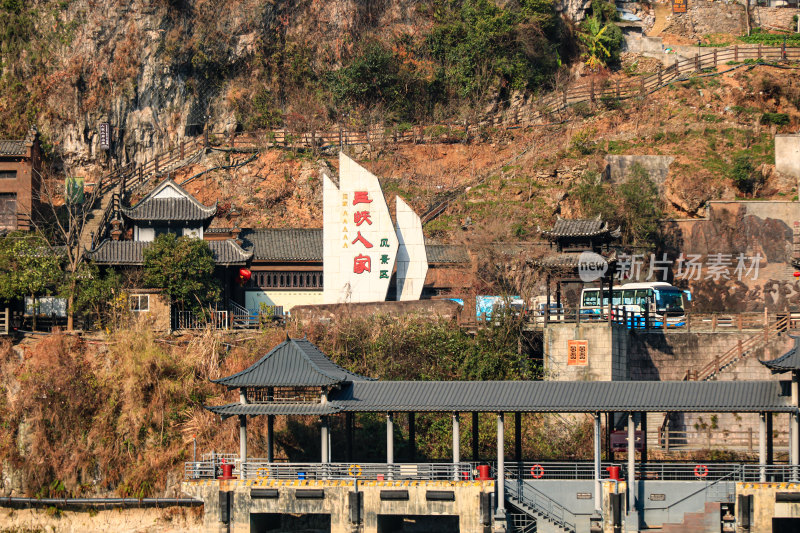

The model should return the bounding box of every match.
[238,268,251,285]
[794,271,800,278]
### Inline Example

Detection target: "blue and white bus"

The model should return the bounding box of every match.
[579,282,689,327]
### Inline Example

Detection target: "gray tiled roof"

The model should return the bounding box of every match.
[212,338,373,388]
[205,402,342,419]
[87,241,148,265]
[0,140,27,156]
[329,380,794,413]
[241,228,323,262]
[208,240,252,265]
[760,336,800,374]
[541,218,617,239]
[241,228,470,265]
[88,239,252,266]
[426,245,469,264]
[121,197,216,221]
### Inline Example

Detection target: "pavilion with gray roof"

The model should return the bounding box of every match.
[208,337,800,523]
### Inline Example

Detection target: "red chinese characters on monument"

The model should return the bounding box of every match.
[351,231,373,249]
[354,211,372,226]
[353,191,373,205]
[352,191,375,274]
[354,254,371,274]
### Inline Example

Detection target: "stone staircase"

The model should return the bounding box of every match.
[77,136,208,252]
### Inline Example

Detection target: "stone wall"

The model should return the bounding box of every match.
[754,6,800,31]
[605,155,675,190]
[130,289,171,332]
[544,323,629,381]
[292,299,462,323]
[663,1,748,39]
[662,201,797,313]
[775,134,800,179]
[626,330,793,380]
[183,478,494,533]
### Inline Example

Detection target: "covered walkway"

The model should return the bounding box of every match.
[202,337,800,531]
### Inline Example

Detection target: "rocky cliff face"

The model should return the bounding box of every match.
[3,0,429,178]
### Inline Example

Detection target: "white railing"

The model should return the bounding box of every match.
[186,460,477,481]
[173,309,229,330]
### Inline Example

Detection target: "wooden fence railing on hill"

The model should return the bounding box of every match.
[210,45,800,150]
[81,44,798,246]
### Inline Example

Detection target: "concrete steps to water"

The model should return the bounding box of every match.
[658,501,733,533]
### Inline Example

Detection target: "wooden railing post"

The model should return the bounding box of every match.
[713,49,717,68]
[712,314,718,332]
[154,154,159,174]
[657,66,663,86]
[615,79,620,99]
[686,313,691,333]
[757,43,762,61]
[204,128,209,148]
[734,45,738,62]
[737,314,743,331]
[738,339,743,359]
[664,424,670,452]
[695,53,700,72]
[640,77,646,96]
[180,140,185,160]
[590,78,595,103]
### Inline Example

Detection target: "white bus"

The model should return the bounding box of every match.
[579,282,689,327]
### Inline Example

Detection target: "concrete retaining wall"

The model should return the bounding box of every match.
[182,478,493,533]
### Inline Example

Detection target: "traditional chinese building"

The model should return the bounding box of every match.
[0,129,41,231]
[535,217,620,309]
[86,171,472,322]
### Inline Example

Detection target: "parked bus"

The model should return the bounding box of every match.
[579,282,689,327]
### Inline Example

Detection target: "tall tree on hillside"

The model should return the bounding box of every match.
[142,233,220,311]
[0,232,62,330]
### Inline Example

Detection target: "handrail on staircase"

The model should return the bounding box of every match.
[508,477,578,532]
[684,315,791,381]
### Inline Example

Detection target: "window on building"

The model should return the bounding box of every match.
[0,170,17,179]
[129,294,150,312]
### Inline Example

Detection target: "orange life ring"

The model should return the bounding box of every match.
[531,464,544,479]
[694,464,708,478]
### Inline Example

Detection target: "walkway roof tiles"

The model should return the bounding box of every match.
[205,402,341,419]
[328,380,794,413]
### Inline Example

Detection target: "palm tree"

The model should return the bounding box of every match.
[578,16,613,70]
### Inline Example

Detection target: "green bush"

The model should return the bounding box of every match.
[760,112,789,126]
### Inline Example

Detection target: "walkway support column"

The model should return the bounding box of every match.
[408,412,416,461]
[453,412,461,464]
[594,413,602,513]
[793,373,799,479]
[627,412,638,531]
[514,412,522,463]
[239,415,247,472]
[239,388,247,475]
[267,415,274,463]
[387,412,394,464]
[472,412,480,461]
[321,416,329,464]
[346,413,354,462]
[760,412,767,482]
[496,412,506,526]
